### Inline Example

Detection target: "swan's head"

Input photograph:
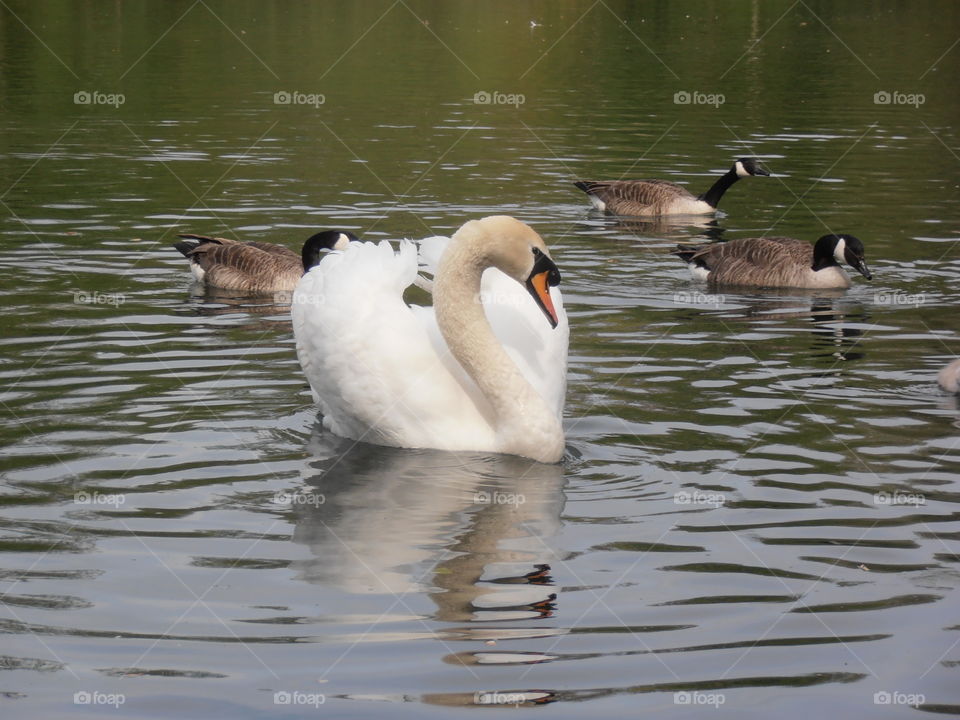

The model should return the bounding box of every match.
[733,157,771,178]
[814,233,872,280]
[456,216,562,328]
[301,230,361,272]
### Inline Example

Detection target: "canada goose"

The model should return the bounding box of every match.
[291,216,568,463]
[173,231,358,293]
[574,157,770,216]
[673,234,872,289]
[938,359,960,394]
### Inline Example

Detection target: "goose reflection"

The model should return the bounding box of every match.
[614,215,726,242]
[175,282,295,319]
[286,424,565,622]
[674,290,869,362]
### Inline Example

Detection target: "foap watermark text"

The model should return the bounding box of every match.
[74,691,125,708]
[474,489,525,507]
[274,91,325,108]
[273,491,325,507]
[73,291,125,307]
[874,291,924,307]
[674,90,725,107]
[874,90,925,107]
[674,691,725,707]
[675,290,724,307]
[674,490,725,508]
[874,690,925,706]
[75,491,125,508]
[474,91,525,107]
[74,90,125,108]
[874,491,925,507]
[273,691,325,707]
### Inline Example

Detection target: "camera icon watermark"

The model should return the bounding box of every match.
[273,491,325,507]
[673,90,725,108]
[73,290,125,307]
[473,489,525,507]
[674,691,725,707]
[74,490,126,508]
[873,90,925,107]
[273,690,325,707]
[73,690,125,707]
[874,491,925,507]
[74,90,125,108]
[674,490,725,508]
[273,91,325,108]
[473,90,525,107]
[873,690,925,706]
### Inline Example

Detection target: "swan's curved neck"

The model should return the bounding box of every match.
[433,239,560,457]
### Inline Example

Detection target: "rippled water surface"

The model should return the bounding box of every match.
[2,1,960,717]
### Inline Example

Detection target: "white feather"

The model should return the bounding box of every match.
[690,265,711,281]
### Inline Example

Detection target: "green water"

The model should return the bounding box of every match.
[1,1,959,718]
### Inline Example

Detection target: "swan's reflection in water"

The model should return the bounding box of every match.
[288,426,567,706]
[290,423,563,608]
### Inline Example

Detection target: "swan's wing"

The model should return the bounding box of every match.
[416,235,450,279]
[292,240,496,449]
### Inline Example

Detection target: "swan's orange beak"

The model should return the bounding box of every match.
[526,270,559,329]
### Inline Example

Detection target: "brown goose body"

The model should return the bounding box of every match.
[174,231,358,294]
[674,234,872,290]
[573,179,710,216]
[575,158,770,217]
[175,235,302,293]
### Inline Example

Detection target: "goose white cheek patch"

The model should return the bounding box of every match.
[334,233,351,250]
[833,237,847,265]
[734,161,749,177]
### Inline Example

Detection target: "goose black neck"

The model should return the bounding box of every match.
[301,244,318,272]
[811,257,839,272]
[698,168,740,209]
[302,236,329,272]
[811,251,840,272]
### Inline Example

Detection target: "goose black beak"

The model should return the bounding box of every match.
[525,250,562,328]
[754,166,771,177]
[853,258,872,280]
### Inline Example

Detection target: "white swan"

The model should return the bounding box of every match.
[291,216,568,463]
